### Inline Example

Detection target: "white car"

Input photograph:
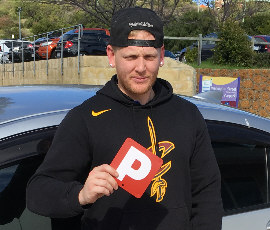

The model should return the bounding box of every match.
[0,40,33,63]
[0,85,270,229]
[0,40,14,63]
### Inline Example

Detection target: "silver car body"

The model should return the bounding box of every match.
[1,85,270,229]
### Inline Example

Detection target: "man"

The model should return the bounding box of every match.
[27,7,223,230]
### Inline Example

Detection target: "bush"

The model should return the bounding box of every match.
[185,47,198,63]
[213,21,254,67]
[252,52,270,68]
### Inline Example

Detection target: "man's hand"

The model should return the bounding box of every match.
[78,164,119,205]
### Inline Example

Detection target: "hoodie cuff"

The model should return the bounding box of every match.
[67,182,85,214]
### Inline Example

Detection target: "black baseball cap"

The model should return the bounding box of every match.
[109,7,164,48]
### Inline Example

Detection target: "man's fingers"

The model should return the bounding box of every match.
[79,164,119,205]
[90,164,119,190]
[94,179,115,194]
[94,164,119,178]
[91,184,111,196]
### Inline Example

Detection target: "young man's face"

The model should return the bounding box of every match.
[107,30,165,101]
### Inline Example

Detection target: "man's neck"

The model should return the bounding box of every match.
[118,86,155,105]
[134,89,155,105]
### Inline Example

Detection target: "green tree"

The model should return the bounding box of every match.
[213,20,254,67]
[241,13,270,35]
[0,0,20,38]
[164,10,216,52]
[17,1,101,36]
[23,0,182,26]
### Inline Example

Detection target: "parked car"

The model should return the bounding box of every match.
[36,28,110,59]
[35,37,60,59]
[0,39,16,63]
[55,28,110,58]
[1,85,270,229]
[178,33,218,62]
[7,41,37,63]
[0,40,36,63]
[254,35,270,53]
[164,50,178,60]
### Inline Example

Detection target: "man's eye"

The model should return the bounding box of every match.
[125,55,137,60]
[145,55,156,61]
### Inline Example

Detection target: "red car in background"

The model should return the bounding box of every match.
[254,35,270,52]
[36,37,60,59]
[36,28,110,59]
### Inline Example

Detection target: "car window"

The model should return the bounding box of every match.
[81,34,107,43]
[0,128,56,230]
[264,36,270,42]
[207,121,270,214]
[62,33,76,41]
[255,37,265,43]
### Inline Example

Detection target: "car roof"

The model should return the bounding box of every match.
[0,85,101,123]
[254,35,270,42]
[1,85,270,139]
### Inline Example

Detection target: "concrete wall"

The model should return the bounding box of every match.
[0,56,196,96]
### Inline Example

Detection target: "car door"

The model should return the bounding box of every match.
[206,120,270,230]
[0,126,56,230]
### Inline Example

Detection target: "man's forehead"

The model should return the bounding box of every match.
[128,30,155,39]
[120,45,159,55]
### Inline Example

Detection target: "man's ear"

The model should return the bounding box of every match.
[160,45,165,67]
[107,45,116,68]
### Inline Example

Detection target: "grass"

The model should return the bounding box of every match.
[187,57,270,69]
[188,59,254,69]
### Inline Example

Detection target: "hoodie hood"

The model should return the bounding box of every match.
[96,75,173,107]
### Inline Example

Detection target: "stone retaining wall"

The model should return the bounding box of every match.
[196,68,270,118]
[0,56,196,96]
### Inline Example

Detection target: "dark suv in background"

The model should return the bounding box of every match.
[55,28,110,58]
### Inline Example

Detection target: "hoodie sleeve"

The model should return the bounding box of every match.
[26,107,91,218]
[190,108,223,230]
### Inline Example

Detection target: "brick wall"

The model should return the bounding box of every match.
[196,68,270,118]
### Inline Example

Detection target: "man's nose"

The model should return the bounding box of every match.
[135,57,146,73]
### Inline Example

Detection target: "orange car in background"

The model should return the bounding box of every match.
[36,28,110,59]
[36,37,60,59]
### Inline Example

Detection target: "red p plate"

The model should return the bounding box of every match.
[111,138,163,198]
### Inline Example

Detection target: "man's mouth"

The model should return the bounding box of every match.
[132,76,148,83]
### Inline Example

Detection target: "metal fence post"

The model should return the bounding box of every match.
[33,35,36,76]
[77,24,82,76]
[46,32,49,76]
[22,39,24,77]
[61,28,64,76]
[198,34,202,66]
[251,36,255,50]
[12,41,14,78]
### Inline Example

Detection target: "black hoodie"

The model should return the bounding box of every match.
[27,75,223,230]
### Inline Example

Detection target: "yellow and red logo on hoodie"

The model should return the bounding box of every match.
[147,117,175,202]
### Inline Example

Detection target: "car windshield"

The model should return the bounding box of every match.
[5,41,31,48]
[263,36,270,42]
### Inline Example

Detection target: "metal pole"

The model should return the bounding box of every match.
[12,41,14,78]
[198,34,202,66]
[77,25,81,76]
[22,39,24,77]
[46,32,49,76]
[61,28,64,76]
[18,7,22,40]
[33,35,36,76]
